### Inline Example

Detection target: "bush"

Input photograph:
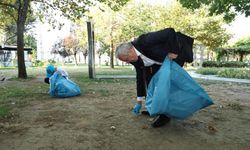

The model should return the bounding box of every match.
[196,67,250,79]
[32,60,44,67]
[48,59,56,64]
[196,68,220,75]
[218,68,250,79]
[202,61,248,68]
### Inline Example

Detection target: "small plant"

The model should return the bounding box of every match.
[32,60,44,67]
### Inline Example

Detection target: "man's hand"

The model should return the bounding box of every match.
[168,53,178,60]
[132,103,142,114]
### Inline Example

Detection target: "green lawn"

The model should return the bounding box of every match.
[0,65,135,117]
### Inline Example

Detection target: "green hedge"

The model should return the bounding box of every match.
[196,67,250,79]
[218,68,250,79]
[202,61,248,68]
[196,68,220,75]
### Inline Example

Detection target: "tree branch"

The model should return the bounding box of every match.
[0,2,17,10]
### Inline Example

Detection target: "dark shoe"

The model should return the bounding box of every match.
[151,115,171,128]
[141,111,150,116]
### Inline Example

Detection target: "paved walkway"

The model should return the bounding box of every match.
[97,71,250,84]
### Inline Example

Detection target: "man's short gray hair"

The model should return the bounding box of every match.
[115,42,133,58]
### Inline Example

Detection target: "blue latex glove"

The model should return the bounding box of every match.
[132,103,141,114]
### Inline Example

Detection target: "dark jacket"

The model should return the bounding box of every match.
[130,28,194,97]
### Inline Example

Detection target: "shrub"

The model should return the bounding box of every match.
[48,59,56,64]
[217,68,250,79]
[202,61,248,68]
[196,68,220,75]
[196,68,250,79]
[32,60,44,67]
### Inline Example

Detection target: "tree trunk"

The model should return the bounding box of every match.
[99,56,101,65]
[110,42,114,69]
[17,0,30,79]
[84,55,87,64]
[109,24,114,69]
[200,46,204,67]
[74,53,78,66]
[239,53,243,62]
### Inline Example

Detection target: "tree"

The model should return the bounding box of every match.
[119,1,158,41]
[233,37,250,61]
[215,37,250,61]
[0,0,31,78]
[177,0,250,22]
[118,1,230,61]
[0,0,129,78]
[87,3,122,68]
[24,34,37,52]
[51,38,65,57]
[96,40,109,65]
[63,35,79,65]
[74,20,88,64]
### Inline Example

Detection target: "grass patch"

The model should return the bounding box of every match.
[7,76,36,81]
[0,106,10,117]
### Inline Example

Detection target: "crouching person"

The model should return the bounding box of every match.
[44,64,81,98]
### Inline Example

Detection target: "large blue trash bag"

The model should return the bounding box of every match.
[146,58,213,119]
[49,72,81,98]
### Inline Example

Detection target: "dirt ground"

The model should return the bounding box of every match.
[0,77,250,150]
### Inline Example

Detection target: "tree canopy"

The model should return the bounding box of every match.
[178,0,250,22]
[216,37,250,61]
[0,0,129,78]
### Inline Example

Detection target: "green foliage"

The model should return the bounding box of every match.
[119,2,230,51]
[178,0,250,22]
[0,2,36,44]
[233,37,250,52]
[32,60,45,67]
[99,0,130,11]
[0,106,10,117]
[218,68,250,79]
[0,0,129,78]
[196,67,220,75]
[24,34,37,51]
[202,61,249,68]
[118,1,157,41]
[74,1,231,67]
[196,67,250,79]
[48,59,56,64]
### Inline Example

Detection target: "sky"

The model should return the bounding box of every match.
[226,15,250,43]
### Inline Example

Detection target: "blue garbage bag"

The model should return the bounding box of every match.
[46,64,56,78]
[49,72,81,98]
[146,58,213,119]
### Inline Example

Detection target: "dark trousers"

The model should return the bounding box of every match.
[144,64,161,87]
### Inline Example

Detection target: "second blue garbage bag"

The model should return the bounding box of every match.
[49,72,81,98]
[146,58,213,119]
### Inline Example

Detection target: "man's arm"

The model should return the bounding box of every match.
[134,66,146,98]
